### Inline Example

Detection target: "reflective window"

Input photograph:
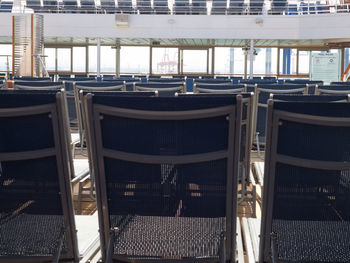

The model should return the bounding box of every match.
[152,48,178,74]
[57,48,71,71]
[101,46,116,73]
[73,47,86,72]
[120,46,149,74]
[44,48,55,71]
[214,47,233,75]
[298,51,310,74]
[0,44,12,72]
[182,49,207,73]
[88,46,97,73]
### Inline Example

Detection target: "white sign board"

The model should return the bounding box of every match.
[310,53,340,84]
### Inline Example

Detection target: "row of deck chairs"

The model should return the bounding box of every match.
[22,0,259,14]
[1,87,350,262]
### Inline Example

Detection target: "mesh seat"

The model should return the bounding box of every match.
[110,215,225,259]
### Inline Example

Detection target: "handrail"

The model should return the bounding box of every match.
[342,62,350,81]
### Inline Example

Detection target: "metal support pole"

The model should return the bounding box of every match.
[249,39,254,79]
[116,46,120,78]
[97,38,101,79]
[244,49,248,79]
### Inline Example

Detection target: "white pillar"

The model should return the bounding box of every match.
[249,39,254,79]
[116,46,120,78]
[97,38,101,78]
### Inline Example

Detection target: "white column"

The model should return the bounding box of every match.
[97,38,101,78]
[249,39,254,80]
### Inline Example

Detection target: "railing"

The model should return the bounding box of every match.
[342,62,350,81]
[11,0,350,15]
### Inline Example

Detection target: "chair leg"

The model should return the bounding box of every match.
[77,181,83,214]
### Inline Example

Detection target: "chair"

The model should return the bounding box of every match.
[191,0,207,14]
[253,84,308,158]
[84,92,242,262]
[80,0,96,13]
[25,0,42,10]
[153,0,170,14]
[0,90,79,262]
[136,0,152,13]
[0,1,13,12]
[43,0,59,12]
[194,78,233,85]
[61,0,79,12]
[211,0,227,15]
[227,0,244,14]
[194,83,245,93]
[117,0,134,13]
[99,0,116,13]
[134,82,186,96]
[173,0,190,14]
[183,91,256,216]
[74,81,126,152]
[13,76,52,82]
[148,78,185,83]
[259,95,350,263]
[249,0,263,14]
[316,85,350,95]
[270,0,286,14]
[11,82,92,212]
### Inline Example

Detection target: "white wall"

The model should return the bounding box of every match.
[0,13,350,40]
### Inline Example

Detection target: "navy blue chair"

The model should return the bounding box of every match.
[227,0,244,14]
[153,0,169,13]
[25,0,42,10]
[61,0,79,12]
[173,0,190,14]
[136,0,152,13]
[14,76,52,82]
[211,0,227,14]
[259,95,350,263]
[253,84,308,157]
[0,90,79,262]
[134,82,186,96]
[0,0,13,12]
[191,0,207,14]
[117,0,134,13]
[84,93,242,262]
[270,0,286,14]
[43,0,59,12]
[316,85,350,95]
[99,0,116,13]
[249,0,263,14]
[194,78,233,85]
[194,83,245,93]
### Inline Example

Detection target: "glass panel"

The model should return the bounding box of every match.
[214,47,231,75]
[234,48,246,75]
[44,48,55,71]
[57,48,71,71]
[101,46,116,73]
[88,46,97,73]
[73,47,86,72]
[120,46,149,74]
[0,44,12,72]
[152,47,178,74]
[253,48,266,75]
[279,48,297,75]
[298,51,310,74]
[182,49,207,73]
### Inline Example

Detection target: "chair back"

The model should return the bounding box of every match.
[260,95,350,263]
